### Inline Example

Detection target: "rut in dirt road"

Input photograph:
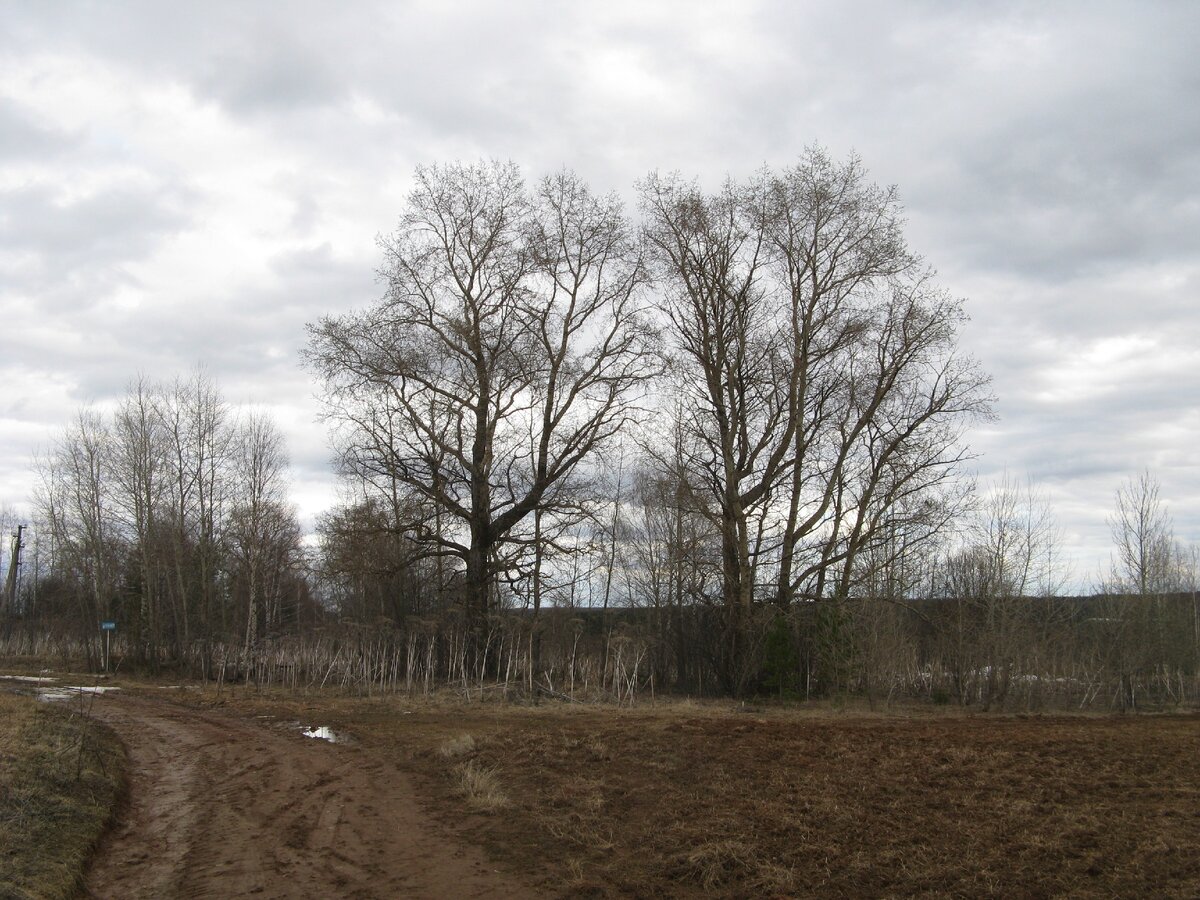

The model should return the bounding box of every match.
[85,693,536,899]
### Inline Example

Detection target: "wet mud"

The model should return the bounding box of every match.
[84,693,536,899]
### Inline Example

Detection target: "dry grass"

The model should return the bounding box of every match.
[674,840,758,889]
[438,732,477,758]
[438,731,509,812]
[0,691,126,899]
[455,759,510,812]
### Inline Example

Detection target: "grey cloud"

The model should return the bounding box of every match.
[85,246,378,396]
[195,28,347,115]
[974,352,1200,503]
[0,98,80,160]
[897,13,1200,283]
[933,133,1200,283]
[267,243,379,314]
[1,0,1198,582]
[0,183,191,295]
[4,1,355,117]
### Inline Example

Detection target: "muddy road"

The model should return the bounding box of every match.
[85,693,535,899]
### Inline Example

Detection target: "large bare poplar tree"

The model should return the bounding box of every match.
[306,162,659,633]
[642,149,991,619]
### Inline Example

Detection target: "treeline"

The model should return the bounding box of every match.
[5,433,1198,710]
[308,470,1199,710]
[2,371,317,671]
[3,151,1197,709]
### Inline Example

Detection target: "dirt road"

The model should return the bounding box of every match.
[85,693,535,899]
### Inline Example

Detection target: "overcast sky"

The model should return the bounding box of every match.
[1,1,1197,588]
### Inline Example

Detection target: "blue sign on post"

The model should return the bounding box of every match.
[100,621,116,673]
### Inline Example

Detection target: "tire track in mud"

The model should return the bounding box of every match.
[85,694,535,899]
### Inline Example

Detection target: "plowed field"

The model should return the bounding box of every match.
[85,687,1200,898]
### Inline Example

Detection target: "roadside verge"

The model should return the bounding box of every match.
[0,691,126,900]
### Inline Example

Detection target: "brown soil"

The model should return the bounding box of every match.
[83,692,538,899]
[82,686,1200,898]
[366,702,1200,898]
[455,708,1200,898]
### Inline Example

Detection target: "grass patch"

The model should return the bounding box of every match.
[0,692,126,899]
[455,759,510,812]
[438,732,477,758]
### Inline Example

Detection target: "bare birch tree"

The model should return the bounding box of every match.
[1108,470,1175,597]
[1101,469,1194,707]
[110,376,169,660]
[940,474,1067,707]
[230,411,290,653]
[32,372,304,670]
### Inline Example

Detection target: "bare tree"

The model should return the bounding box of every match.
[307,162,659,644]
[158,369,235,654]
[641,172,781,615]
[765,153,989,606]
[940,474,1068,707]
[33,408,122,666]
[622,424,721,690]
[110,375,169,660]
[28,371,306,672]
[1180,543,1200,680]
[641,150,991,636]
[230,411,290,653]
[1108,469,1174,597]
[1101,469,1196,708]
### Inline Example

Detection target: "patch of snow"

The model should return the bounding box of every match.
[36,685,121,703]
[0,675,56,683]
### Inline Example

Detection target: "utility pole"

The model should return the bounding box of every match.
[4,524,23,614]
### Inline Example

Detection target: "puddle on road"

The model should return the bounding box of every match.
[300,725,345,743]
